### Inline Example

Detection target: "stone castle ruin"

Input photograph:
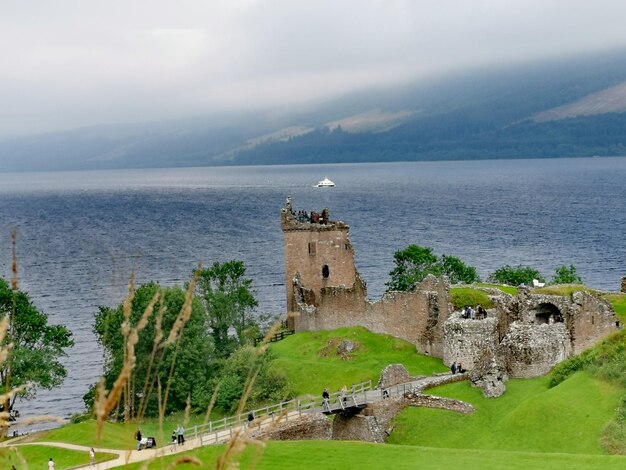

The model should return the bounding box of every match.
[281,199,619,390]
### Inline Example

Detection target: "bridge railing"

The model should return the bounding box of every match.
[194,379,373,445]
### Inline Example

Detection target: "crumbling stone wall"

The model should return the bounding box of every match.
[332,413,386,443]
[500,322,571,378]
[442,314,499,370]
[569,291,617,354]
[249,413,332,441]
[294,274,450,356]
[377,364,412,389]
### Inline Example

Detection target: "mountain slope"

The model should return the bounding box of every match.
[3,48,626,171]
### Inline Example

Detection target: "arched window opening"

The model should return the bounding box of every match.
[535,303,563,325]
[322,265,330,279]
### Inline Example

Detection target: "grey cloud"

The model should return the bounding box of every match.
[2,0,626,136]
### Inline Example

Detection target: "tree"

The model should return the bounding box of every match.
[488,265,544,286]
[386,245,479,291]
[196,261,258,358]
[552,264,583,284]
[386,245,441,291]
[0,278,73,411]
[92,282,213,417]
[200,346,292,414]
[441,255,481,284]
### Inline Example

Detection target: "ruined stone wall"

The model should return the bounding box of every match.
[442,315,500,370]
[569,291,617,354]
[294,275,450,357]
[500,323,571,378]
[332,413,385,443]
[249,413,332,441]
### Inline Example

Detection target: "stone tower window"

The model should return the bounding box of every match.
[308,242,317,255]
[322,264,330,279]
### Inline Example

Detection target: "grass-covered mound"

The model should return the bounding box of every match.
[389,372,621,454]
[269,327,447,396]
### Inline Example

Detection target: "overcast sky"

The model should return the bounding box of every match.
[3,0,626,137]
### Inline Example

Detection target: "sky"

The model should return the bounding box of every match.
[3,0,626,137]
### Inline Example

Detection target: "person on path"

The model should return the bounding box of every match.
[177,424,185,445]
[48,458,55,469]
[247,411,254,428]
[171,430,178,452]
[322,388,330,407]
[89,447,95,466]
[451,362,457,374]
[136,429,143,450]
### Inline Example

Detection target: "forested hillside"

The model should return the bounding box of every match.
[3,49,626,170]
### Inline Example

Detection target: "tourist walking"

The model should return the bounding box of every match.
[48,458,55,469]
[177,424,185,445]
[89,447,95,466]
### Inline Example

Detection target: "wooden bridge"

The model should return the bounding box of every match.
[191,374,462,446]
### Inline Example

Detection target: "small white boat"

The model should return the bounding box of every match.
[315,177,335,188]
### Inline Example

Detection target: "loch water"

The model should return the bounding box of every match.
[0,157,625,427]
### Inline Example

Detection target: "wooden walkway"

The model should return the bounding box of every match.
[194,372,465,446]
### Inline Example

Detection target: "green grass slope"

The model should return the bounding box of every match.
[269,327,447,396]
[123,440,626,470]
[389,372,622,454]
[0,444,116,469]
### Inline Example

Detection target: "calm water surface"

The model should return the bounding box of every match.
[0,157,625,428]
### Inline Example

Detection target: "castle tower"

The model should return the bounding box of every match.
[281,198,357,328]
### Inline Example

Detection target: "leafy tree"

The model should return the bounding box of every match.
[196,261,258,358]
[386,245,479,291]
[441,255,481,284]
[488,265,544,286]
[552,264,583,284]
[386,245,441,291]
[0,278,74,411]
[92,282,213,416]
[201,346,291,414]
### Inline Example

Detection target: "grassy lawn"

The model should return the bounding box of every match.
[36,413,209,450]
[475,283,518,296]
[0,444,116,469]
[389,371,622,455]
[450,287,495,309]
[269,327,447,396]
[535,284,598,296]
[122,440,626,470]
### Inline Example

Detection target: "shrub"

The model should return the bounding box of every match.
[488,265,544,286]
[551,264,583,284]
